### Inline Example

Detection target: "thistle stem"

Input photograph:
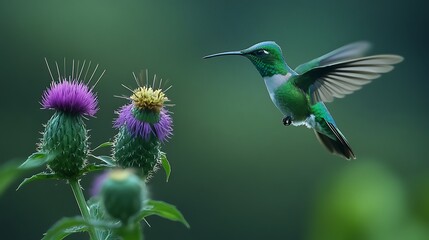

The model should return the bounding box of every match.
[70,180,98,240]
[116,222,143,240]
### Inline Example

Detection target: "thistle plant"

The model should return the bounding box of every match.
[10,60,188,240]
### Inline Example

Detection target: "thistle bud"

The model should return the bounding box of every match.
[101,169,145,223]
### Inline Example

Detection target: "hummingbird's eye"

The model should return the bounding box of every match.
[254,49,270,56]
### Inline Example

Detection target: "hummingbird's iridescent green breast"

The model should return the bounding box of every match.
[273,78,311,122]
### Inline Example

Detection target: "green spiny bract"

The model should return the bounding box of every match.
[40,112,88,179]
[132,107,160,124]
[114,126,161,178]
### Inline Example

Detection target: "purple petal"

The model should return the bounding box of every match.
[90,171,109,196]
[41,80,98,116]
[114,104,173,142]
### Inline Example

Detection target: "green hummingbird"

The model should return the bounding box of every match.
[204,41,403,160]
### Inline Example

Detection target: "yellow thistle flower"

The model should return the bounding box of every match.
[130,86,168,112]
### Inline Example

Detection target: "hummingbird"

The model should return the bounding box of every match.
[203,41,403,160]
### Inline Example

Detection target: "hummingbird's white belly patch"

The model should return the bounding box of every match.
[263,73,291,94]
[292,114,317,129]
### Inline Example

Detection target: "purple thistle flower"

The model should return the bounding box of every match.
[113,72,173,178]
[42,80,98,116]
[114,104,173,142]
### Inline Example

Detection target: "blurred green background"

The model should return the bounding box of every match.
[1,0,428,239]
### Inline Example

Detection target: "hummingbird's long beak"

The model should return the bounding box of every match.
[203,51,242,59]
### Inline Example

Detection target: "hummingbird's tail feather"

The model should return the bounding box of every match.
[314,119,356,160]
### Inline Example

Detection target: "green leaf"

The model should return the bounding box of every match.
[79,163,114,175]
[43,216,119,240]
[138,200,190,228]
[16,172,60,190]
[19,152,57,170]
[42,217,88,240]
[89,154,116,166]
[92,142,113,152]
[0,161,23,196]
[160,153,171,182]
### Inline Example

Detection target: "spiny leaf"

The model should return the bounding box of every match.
[89,154,116,166]
[42,217,88,240]
[160,153,171,182]
[92,142,113,152]
[43,216,120,240]
[138,200,190,228]
[16,172,60,190]
[19,152,57,170]
[0,161,23,196]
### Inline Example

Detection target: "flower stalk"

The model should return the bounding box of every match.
[70,180,98,240]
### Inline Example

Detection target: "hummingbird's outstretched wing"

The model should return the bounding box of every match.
[295,41,371,74]
[293,42,403,103]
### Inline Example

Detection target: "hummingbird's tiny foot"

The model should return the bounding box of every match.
[282,116,292,126]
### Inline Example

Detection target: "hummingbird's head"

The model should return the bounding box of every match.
[204,41,289,77]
